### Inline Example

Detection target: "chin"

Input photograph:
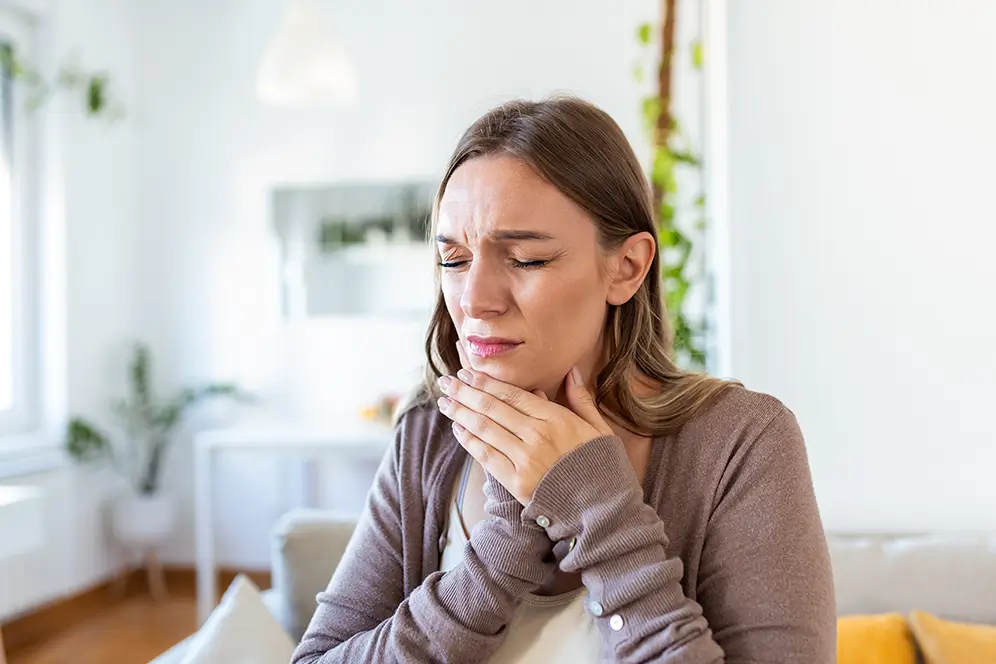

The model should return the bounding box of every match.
[470,357,538,390]
[471,357,563,395]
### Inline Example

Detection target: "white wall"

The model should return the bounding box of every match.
[726,0,996,531]
[128,0,659,567]
[1,0,139,620]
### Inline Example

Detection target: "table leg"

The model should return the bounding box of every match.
[147,550,168,601]
[195,443,216,624]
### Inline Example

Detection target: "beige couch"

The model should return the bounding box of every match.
[152,511,996,661]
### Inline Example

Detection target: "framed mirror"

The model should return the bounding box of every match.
[273,182,438,320]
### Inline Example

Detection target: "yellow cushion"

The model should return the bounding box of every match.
[909,610,996,664]
[837,613,917,664]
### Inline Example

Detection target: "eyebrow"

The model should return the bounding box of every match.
[434,230,555,244]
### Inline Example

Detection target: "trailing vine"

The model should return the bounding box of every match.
[636,4,708,369]
[0,47,125,120]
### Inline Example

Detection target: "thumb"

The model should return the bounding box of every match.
[565,366,612,435]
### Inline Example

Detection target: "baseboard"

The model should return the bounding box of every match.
[0,565,270,654]
[160,566,272,596]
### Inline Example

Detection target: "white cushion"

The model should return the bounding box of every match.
[179,575,295,664]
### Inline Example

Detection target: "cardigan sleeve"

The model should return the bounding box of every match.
[522,407,835,663]
[292,413,556,664]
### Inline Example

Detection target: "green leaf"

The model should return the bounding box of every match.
[641,96,661,133]
[130,342,152,407]
[659,201,676,225]
[637,23,653,45]
[65,417,111,463]
[669,149,701,167]
[86,75,108,114]
[694,193,706,208]
[651,149,676,194]
[691,40,705,70]
[659,227,681,248]
[632,64,644,83]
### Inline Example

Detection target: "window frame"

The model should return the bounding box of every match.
[0,1,66,477]
[0,8,39,438]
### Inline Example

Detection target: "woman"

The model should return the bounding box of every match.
[292,97,836,663]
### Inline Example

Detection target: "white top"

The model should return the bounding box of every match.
[439,495,603,663]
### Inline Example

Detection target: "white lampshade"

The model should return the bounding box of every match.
[256,0,358,107]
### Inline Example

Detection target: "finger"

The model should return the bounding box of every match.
[437,395,525,465]
[438,374,534,437]
[450,421,515,485]
[458,369,553,420]
[565,366,614,436]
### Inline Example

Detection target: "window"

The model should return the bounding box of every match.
[0,9,39,440]
[0,42,12,413]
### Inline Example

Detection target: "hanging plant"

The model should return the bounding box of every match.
[635,2,709,369]
[0,46,125,120]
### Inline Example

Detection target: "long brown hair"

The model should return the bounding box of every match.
[417,96,735,436]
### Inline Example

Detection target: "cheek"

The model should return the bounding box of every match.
[525,270,606,332]
[441,279,464,324]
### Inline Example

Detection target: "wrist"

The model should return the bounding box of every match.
[522,435,639,542]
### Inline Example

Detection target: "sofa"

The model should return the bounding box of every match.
[152,510,996,662]
[150,509,356,663]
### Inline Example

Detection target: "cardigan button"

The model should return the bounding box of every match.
[536,515,551,529]
[609,614,624,631]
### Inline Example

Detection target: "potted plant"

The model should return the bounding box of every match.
[65,342,254,548]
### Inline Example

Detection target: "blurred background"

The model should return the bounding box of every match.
[0,0,994,662]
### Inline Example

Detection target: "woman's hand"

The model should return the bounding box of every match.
[436,357,614,505]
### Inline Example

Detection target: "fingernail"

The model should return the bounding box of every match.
[437,396,451,412]
[571,366,583,386]
[437,375,452,390]
[457,369,472,383]
[451,421,464,435]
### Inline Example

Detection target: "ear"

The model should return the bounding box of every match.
[606,231,656,306]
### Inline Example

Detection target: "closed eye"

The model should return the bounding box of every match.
[437,258,553,270]
[510,259,550,269]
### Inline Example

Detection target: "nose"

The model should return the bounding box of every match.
[460,257,507,320]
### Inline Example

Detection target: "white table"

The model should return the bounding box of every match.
[194,417,393,623]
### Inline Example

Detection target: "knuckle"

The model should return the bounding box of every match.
[473,412,491,436]
[536,422,555,445]
[478,396,495,417]
[502,389,522,407]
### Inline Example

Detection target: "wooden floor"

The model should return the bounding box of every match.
[3,569,270,664]
[6,595,196,664]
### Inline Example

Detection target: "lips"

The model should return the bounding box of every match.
[465,335,523,359]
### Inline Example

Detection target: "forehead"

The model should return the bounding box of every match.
[437,155,590,236]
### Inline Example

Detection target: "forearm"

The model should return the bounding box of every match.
[295,476,554,664]
[524,436,724,663]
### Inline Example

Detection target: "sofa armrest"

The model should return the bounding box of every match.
[270,509,357,643]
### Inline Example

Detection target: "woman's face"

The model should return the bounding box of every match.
[436,155,629,397]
